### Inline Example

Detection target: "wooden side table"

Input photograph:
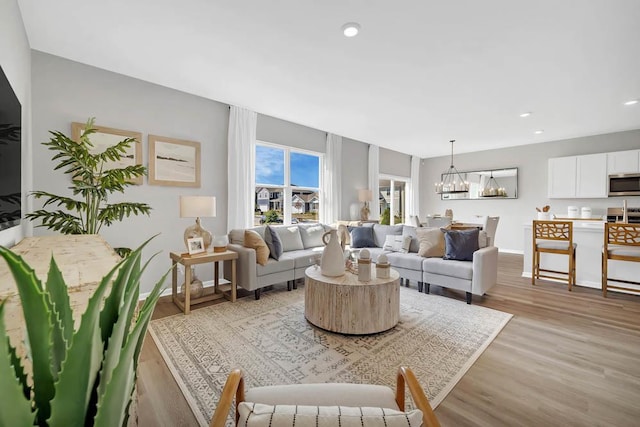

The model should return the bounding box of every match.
[170,250,238,315]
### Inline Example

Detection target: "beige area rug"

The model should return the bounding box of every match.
[149,286,512,426]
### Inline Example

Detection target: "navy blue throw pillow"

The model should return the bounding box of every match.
[443,228,480,261]
[350,226,376,248]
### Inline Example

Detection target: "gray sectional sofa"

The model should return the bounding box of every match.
[224,222,498,303]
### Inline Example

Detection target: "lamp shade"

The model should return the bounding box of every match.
[180,196,216,218]
[358,189,373,202]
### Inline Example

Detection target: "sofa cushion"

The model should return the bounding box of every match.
[382,235,412,253]
[298,223,326,249]
[416,227,445,258]
[423,257,474,280]
[244,230,270,266]
[280,248,324,269]
[385,252,424,270]
[351,226,376,248]
[230,226,266,245]
[264,226,283,260]
[373,224,403,248]
[237,403,423,427]
[402,225,420,253]
[271,225,304,252]
[443,228,479,261]
[256,257,295,276]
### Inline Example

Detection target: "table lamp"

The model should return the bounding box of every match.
[358,189,372,221]
[179,196,216,251]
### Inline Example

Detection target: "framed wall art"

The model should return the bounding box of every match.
[71,122,143,185]
[148,134,201,187]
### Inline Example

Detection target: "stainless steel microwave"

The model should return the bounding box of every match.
[609,173,640,196]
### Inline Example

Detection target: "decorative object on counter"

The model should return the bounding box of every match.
[581,207,592,219]
[376,253,391,279]
[180,195,216,250]
[444,209,453,219]
[212,235,229,253]
[567,206,579,218]
[181,266,204,300]
[358,189,372,221]
[535,205,551,220]
[358,249,371,281]
[435,140,469,194]
[478,171,507,197]
[623,199,628,223]
[320,228,345,277]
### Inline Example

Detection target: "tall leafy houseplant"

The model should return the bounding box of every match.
[26,118,151,236]
[0,238,166,426]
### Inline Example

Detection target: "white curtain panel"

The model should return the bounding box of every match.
[321,133,342,224]
[227,106,257,230]
[408,156,421,218]
[368,145,380,220]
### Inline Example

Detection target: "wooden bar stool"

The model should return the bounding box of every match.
[602,223,640,297]
[532,220,576,290]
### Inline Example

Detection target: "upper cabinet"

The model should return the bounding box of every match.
[548,153,607,199]
[607,150,640,175]
[548,156,576,198]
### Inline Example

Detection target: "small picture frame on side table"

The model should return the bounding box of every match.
[187,237,205,255]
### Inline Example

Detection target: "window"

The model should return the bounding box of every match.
[379,176,408,225]
[254,143,322,226]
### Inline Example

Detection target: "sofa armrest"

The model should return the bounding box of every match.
[225,243,258,291]
[471,246,498,296]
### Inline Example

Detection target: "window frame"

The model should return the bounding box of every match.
[379,174,410,225]
[254,140,324,225]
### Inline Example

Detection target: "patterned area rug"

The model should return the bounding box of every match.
[149,286,512,426]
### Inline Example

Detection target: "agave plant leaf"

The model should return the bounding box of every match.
[93,272,166,427]
[45,256,74,374]
[0,247,56,425]
[8,334,31,400]
[47,258,123,426]
[0,302,35,426]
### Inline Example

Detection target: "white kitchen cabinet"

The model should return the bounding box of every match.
[576,153,608,198]
[607,150,640,175]
[548,156,576,198]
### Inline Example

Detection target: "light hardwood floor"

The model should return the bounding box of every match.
[137,253,640,426]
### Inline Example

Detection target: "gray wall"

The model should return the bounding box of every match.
[421,130,640,252]
[380,147,411,178]
[0,0,31,248]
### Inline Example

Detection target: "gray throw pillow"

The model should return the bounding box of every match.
[350,226,376,248]
[264,225,283,260]
[443,228,480,261]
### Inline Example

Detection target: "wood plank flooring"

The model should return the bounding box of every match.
[137,253,640,426]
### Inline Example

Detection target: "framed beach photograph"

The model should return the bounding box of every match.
[187,237,205,255]
[71,122,143,185]
[148,135,201,187]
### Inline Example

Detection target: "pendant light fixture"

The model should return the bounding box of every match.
[479,171,507,197]
[435,140,469,194]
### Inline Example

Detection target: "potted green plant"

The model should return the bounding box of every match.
[26,118,151,255]
[0,238,165,426]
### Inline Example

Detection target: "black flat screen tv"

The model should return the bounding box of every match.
[0,65,21,231]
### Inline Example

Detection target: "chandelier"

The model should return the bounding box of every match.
[434,140,469,194]
[479,171,507,197]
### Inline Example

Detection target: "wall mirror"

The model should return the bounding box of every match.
[441,167,518,200]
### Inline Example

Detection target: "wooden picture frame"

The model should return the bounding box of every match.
[187,237,205,255]
[71,122,143,185]
[148,135,201,187]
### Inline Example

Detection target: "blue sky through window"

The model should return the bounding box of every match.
[255,145,284,185]
[291,152,319,188]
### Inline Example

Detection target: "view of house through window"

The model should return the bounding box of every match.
[254,143,321,226]
[379,176,407,225]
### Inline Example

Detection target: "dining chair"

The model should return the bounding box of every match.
[482,216,500,246]
[425,216,452,228]
[532,220,576,290]
[602,223,640,297]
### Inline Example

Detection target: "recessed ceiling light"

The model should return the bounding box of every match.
[342,22,361,37]
[519,112,532,118]
[534,130,544,135]
[624,99,638,106]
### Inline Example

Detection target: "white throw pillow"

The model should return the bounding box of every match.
[382,235,412,253]
[238,402,423,427]
[271,225,305,252]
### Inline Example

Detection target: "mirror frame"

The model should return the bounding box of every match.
[440,167,518,200]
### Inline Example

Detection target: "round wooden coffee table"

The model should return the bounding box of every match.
[304,265,400,335]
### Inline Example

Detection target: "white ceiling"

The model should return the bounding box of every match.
[17,0,640,158]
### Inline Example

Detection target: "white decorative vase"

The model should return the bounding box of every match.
[349,202,361,220]
[320,229,345,277]
[537,212,551,220]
